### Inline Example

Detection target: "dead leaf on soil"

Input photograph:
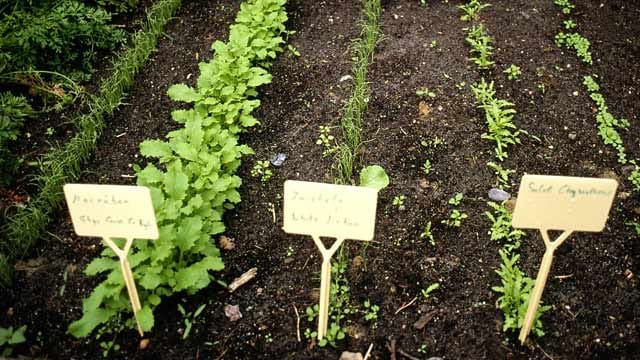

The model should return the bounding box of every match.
[219,235,236,250]
[14,257,47,276]
[413,310,438,330]
[418,101,431,119]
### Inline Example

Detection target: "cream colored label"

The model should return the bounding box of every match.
[512,175,618,231]
[64,184,158,239]
[283,180,378,240]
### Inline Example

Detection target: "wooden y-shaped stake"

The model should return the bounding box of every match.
[311,235,345,340]
[519,229,574,343]
[102,237,144,337]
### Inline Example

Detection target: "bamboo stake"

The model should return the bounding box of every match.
[311,235,345,340]
[519,229,573,343]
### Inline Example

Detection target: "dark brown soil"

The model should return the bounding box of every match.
[2,0,639,359]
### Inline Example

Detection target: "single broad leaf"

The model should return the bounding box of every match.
[164,163,189,200]
[167,84,200,103]
[359,165,390,191]
[139,271,162,290]
[85,257,117,276]
[136,164,164,185]
[140,140,173,160]
[176,216,203,252]
[9,325,26,344]
[67,308,112,338]
[137,305,154,332]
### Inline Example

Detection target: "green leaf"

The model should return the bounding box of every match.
[164,163,189,200]
[68,308,112,338]
[359,165,390,191]
[85,257,117,276]
[176,216,203,252]
[137,164,164,185]
[140,140,173,159]
[9,326,26,345]
[137,306,154,332]
[167,84,200,103]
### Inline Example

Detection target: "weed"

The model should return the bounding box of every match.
[466,24,494,69]
[503,64,521,80]
[420,221,435,246]
[416,88,437,98]
[177,303,206,340]
[442,209,467,227]
[493,250,550,336]
[0,325,26,357]
[363,299,380,322]
[422,159,433,174]
[458,0,491,21]
[393,195,406,210]
[555,32,592,65]
[421,282,440,299]
[251,160,274,184]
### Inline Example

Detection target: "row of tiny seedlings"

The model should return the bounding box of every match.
[460,0,550,338]
[67,0,290,345]
[306,0,386,348]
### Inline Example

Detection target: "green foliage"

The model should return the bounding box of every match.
[359,165,389,191]
[422,159,432,175]
[555,32,592,65]
[554,0,574,14]
[0,325,26,357]
[362,299,379,322]
[465,24,494,69]
[487,161,514,188]
[316,125,338,157]
[442,209,467,227]
[583,75,629,164]
[448,192,463,206]
[0,0,183,287]
[416,87,436,98]
[251,160,273,184]
[68,0,288,337]
[563,19,576,30]
[471,78,522,161]
[503,64,521,80]
[97,0,140,13]
[421,282,440,299]
[0,92,35,185]
[0,0,125,80]
[420,221,435,246]
[392,195,406,209]
[458,0,490,21]
[492,250,550,337]
[177,303,206,340]
[485,201,524,253]
[629,168,640,193]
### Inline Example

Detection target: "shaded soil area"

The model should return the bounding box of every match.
[2,0,640,359]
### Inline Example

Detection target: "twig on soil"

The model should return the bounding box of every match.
[214,348,228,360]
[293,304,301,342]
[537,344,555,360]
[398,348,420,360]
[394,296,418,314]
[302,256,311,270]
[386,339,397,360]
[363,343,374,360]
[121,174,135,178]
[228,268,258,292]
[554,274,573,280]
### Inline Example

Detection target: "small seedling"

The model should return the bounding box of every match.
[448,192,463,206]
[455,81,466,90]
[466,24,494,69]
[487,161,515,188]
[421,136,444,149]
[0,325,27,357]
[458,0,491,21]
[363,299,380,322]
[251,160,273,183]
[417,344,428,354]
[554,0,574,14]
[563,19,577,30]
[537,83,546,94]
[503,64,521,80]
[555,32,592,64]
[420,0,428,7]
[420,221,435,246]
[286,245,294,257]
[430,40,438,48]
[393,195,406,210]
[316,125,338,157]
[287,44,300,56]
[422,159,432,174]
[629,168,640,192]
[421,282,440,299]
[416,88,436,98]
[177,303,206,340]
[442,209,467,227]
[99,340,120,358]
[45,127,55,136]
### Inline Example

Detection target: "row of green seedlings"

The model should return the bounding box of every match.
[66,0,290,346]
[552,1,639,227]
[304,0,387,348]
[460,0,551,338]
[0,0,184,288]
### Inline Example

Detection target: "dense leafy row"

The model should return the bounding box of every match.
[68,0,288,338]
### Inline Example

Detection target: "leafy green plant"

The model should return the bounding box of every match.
[359,165,389,191]
[583,75,629,164]
[487,161,514,188]
[251,160,273,183]
[416,87,436,98]
[0,92,35,185]
[420,221,435,246]
[421,282,440,299]
[485,202,524,253]
[448,192,463,206]
[471,78,522,161]
[554,0,574,14]
[317,125,338,157]
[458,0,490,21]
[442,209,467,227]
[0,325,26,357]
[465,24,494,69]
[99,339,120,358]
[493,250,550,337]
[393,195,406,209]
[555,32,592,65]
[363,299,379,322]
[422,159,432,175]
[630,168,640,192]
[177,303,206,340]
[67,0,288,338]
[503,64,521,80]
[563,19,576,30]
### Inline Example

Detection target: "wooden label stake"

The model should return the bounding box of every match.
[64,184,159,337]
[512,175,617,343]
[283,180,378,340]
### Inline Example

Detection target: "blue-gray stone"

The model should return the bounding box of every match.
[270,153,287,167]
[488,188,511,202]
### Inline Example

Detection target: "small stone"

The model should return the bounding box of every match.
[224,304,242,322]
[270,153,287,167]
[572,91,579,96]
[504,198,517,213]
[633,207,640,215]
[488,188,511,202]
[568,132,577,140]
[339,75,352,82]
[617,192,631,200]
[339,351,363,360]
[139,339,150,350]
[219,236,236,250]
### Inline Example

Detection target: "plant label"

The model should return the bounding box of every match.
[64,184,158,239]
[64,184,159,337]
[283,180,378,240]
[511,175,617,344]
[283,180,378,340]
[512,175,618,231]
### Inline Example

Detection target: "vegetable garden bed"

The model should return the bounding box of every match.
[1,0,639,359]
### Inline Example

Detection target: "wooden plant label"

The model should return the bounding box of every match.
[64,184,159,337]
[283,180,378,340]
[511,175,617,343]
